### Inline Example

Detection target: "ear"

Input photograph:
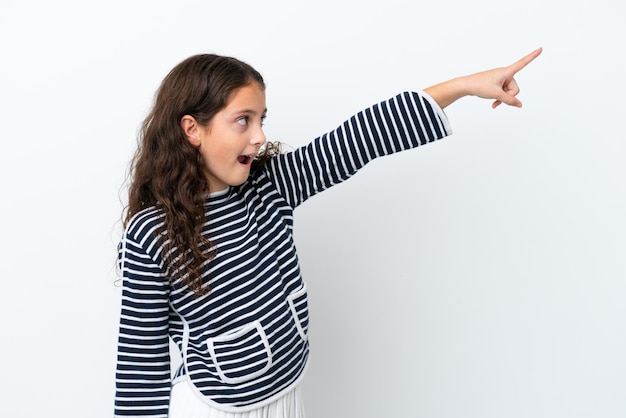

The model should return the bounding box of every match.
[180,115,202,147]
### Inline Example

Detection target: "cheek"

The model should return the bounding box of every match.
[200,143,233,169]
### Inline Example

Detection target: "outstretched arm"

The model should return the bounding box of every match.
[424,47,542,110]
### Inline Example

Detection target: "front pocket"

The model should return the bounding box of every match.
[287,284,309,341]
[206,321,272,385]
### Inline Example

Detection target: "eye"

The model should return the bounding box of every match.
[236,116,248,126]
[261,116,266,126]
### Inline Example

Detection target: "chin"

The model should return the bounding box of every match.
[230,176,250,187]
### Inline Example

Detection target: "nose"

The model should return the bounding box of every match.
[251,125,266,148]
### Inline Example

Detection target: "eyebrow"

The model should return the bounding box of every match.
[233,108,267,117]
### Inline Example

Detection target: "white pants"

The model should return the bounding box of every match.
[168,379,306,418]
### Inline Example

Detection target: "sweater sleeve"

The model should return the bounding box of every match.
[114,220,171,418]
[265,90,452,208]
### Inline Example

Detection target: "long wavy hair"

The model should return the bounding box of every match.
[123,54,280,295]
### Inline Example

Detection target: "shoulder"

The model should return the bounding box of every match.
[124,205,166,246]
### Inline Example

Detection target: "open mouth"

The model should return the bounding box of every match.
[237,155,253,165]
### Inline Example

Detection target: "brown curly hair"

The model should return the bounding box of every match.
[123,54,280,295]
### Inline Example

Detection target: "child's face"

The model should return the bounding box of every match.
[194,82,267,192]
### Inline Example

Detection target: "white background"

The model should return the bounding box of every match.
[1,1,624,417]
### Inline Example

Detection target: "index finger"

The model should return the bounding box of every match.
[509,47,543,74]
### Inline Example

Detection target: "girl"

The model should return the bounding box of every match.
[115,48,542,418]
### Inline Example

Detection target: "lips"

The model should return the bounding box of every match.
[237,155,252,165]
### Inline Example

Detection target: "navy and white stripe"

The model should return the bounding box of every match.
[114,91,451,417]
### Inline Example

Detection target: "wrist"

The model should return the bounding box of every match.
[451,75,472,99]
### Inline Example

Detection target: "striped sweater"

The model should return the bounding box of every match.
[114,91,452,417]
